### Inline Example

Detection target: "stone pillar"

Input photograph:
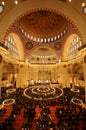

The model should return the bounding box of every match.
[72,75,75,90]
[0,54,3,103]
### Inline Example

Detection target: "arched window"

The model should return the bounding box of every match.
[5,35,19,60]
[68,36,82,59]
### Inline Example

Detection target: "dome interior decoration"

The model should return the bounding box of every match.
[19,9,69,43]
[54,42,62,50]
[25,42,33,50]
[3,7,83,62]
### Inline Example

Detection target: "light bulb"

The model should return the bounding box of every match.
[69,0,72,2]
[82,2,85,7]
[2,1,5,5]
[15,0,18,5]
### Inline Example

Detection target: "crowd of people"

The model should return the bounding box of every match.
[0,85,86,130]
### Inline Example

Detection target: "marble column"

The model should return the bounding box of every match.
[72,75,75,90]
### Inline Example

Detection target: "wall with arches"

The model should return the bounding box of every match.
[0,0,86,88]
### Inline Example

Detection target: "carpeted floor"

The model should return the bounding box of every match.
[0,105,85,130]
[0,105,57,130]
[0,86,86,130]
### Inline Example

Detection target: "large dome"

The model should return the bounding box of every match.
[19,9,68,41]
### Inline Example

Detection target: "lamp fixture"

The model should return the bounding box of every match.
[68,0,72,2]
[83,6,86,14]
[82,2,86,7]
[82,0,86,14]
[0,4,4,14]
[15,0,19,5]
[1,1,5,5]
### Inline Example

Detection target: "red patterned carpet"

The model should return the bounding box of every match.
[0,86,86,130]
[0,105,57,130]
[0,104,85,130]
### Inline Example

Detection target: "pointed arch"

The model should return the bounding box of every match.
[7,33,24,60]
[63,34,80,60]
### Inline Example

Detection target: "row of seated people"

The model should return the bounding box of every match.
[1,85,85,106]
[24,105,36,121]
[17,86,85,130]
[22,104,86,130]
[35,106,56,130]
[0,99,24,130]
[21,104,36,130]
[1,87,85,107]
[0,86,85,130]
[55,104,86,130]
[0,87,25,129]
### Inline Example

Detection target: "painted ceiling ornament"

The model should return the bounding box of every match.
[19,9,68,42]
[54,42,62,50]
[25,42,33,50]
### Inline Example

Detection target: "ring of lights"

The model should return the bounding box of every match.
[71,98,83,106]
[32,85,55,95]
[24,85,63,100]
[2,99,15,106]
[37,86,50,93]
[6,89,16,94]
[71,88,80,93]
